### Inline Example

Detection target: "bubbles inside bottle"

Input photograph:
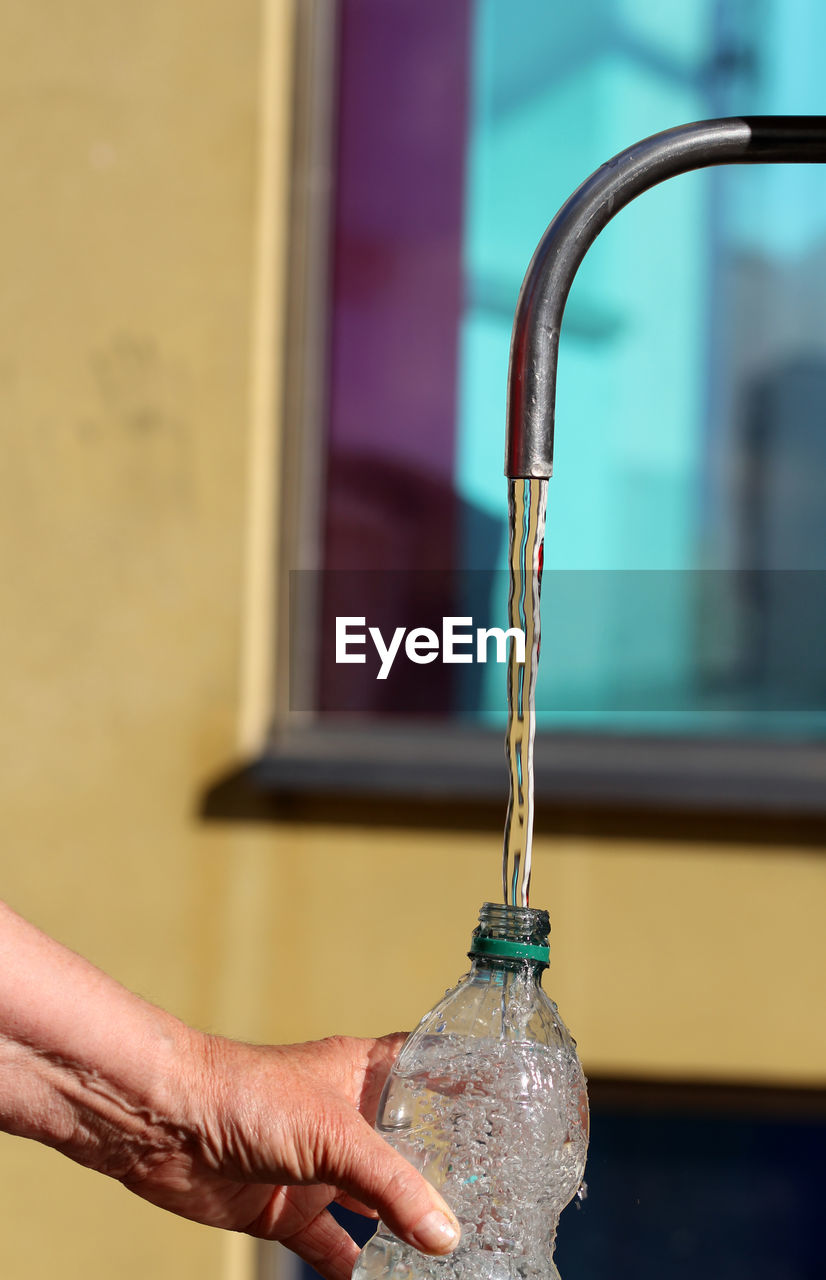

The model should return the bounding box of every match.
[355,1031,587,1280]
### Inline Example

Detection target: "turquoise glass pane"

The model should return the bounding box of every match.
[455,0,826,735]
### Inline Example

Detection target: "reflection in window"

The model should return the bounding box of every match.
[312,0,826,737]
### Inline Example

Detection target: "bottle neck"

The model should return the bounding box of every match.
[468,902,550,975]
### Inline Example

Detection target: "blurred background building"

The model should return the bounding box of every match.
[0,2,824,1278]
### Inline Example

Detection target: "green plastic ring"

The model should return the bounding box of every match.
[470,938,550,964]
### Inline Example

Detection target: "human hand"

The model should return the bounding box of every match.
[119,1031,460,1280]
[0,904,459,1280]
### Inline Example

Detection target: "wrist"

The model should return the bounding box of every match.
[0,902,206,1180]
[0,1001,200,1180]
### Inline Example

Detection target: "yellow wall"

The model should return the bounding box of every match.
[0,1,284,1276]
[246,828,826,1088]
[0,3,824,1279]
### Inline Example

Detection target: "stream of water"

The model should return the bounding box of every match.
[502,478,548,908]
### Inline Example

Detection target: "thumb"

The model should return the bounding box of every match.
[319,1108,460,1256]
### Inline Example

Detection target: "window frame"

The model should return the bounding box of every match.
[204,0,826,833]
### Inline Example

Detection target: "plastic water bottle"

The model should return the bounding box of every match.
[353,902,588,1280]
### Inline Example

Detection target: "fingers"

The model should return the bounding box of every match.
[298,1033,409,1121]
[359,1032,408,1078]
[254,1183,339,1240]
[317,1109,460,1257]
[278,1209,361,1280]
[356,1034,408,1124]
[333,1190,379,1219]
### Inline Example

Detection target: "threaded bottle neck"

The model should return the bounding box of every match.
[468,902,550,968]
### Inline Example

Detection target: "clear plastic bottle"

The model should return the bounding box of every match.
[353,903,588,1280]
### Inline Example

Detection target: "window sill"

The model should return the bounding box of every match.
[201,723,826,845]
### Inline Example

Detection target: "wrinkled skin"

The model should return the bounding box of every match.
[0,902,460,1280]
[120,1032,459,1280]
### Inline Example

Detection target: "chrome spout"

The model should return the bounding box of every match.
[505,116,826,479]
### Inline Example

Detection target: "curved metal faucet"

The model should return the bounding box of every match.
[505,116,826,478]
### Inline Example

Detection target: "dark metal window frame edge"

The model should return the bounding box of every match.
[203,723,826,843]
